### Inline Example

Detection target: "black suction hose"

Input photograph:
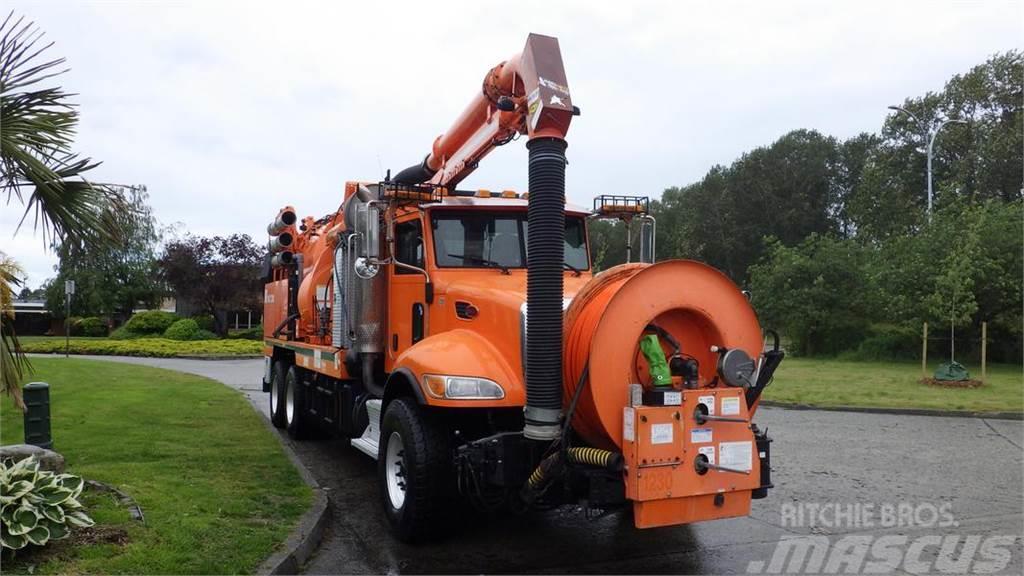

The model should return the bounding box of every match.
[523,137,567,441]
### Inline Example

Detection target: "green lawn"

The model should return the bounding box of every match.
[763,357,1023,413]
[1,358,311,574]
[19,336,261,357]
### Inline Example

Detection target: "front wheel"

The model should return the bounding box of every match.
[378,397,453,542]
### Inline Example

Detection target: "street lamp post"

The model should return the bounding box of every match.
[887,105,967,222]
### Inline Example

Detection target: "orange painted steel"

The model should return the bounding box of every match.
[420,33,575,187]
[563,260,763,451]
[624,389,760,528]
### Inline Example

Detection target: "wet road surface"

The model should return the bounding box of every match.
[61,356,1023,574]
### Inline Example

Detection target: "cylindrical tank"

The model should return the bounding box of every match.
[563,260,763,450]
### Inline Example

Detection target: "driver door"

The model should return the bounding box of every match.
[388,215,428,364]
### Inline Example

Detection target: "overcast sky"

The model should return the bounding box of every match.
[4,0,1022,290]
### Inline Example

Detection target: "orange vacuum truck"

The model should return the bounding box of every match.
[261,33,784,542]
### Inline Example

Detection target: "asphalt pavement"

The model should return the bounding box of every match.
[56,356,1024,574]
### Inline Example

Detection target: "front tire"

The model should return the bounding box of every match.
[270,360,287,429]
[378,397,453,542]
[284,366,307,440]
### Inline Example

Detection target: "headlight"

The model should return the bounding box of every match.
[422,374,505,400]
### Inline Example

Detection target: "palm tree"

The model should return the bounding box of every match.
[1,253,27,409]
[1,12,130,408]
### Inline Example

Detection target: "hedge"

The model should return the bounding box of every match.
[20,338,262,358]
[124,311,179,335]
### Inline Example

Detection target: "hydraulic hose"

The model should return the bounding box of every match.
[392,155,437,185]
[566,447,624,471]
[520,447,624,505]
[523,137,568,441]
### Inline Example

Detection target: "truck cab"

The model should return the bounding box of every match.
[384,195,594,405]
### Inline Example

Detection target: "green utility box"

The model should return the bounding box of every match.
[23,381,52,449]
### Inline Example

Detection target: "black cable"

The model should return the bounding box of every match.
[561,362,591,443]
[644,323,681,354]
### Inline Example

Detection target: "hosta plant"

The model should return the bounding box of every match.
[1,457,94,551]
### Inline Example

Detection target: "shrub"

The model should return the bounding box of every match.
[190,314,215,332]
[64,316,82,336]
[844,324,921,361]
[164,319,201,341]
[0,457,94,552]
[108,326,134,340]
[195,329,218,340]
[124,310,178,335]
[75,317,108,337]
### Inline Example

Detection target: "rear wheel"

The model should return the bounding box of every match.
[378,397,453,542]
[284,366,307,440]
[269,360,287,429]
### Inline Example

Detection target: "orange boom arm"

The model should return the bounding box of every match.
[392,33,576,188]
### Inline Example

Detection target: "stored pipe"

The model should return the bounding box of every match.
[270,251,294,267]
[267,207,297,236]
[523,137,568,441]
[269,232,293,253]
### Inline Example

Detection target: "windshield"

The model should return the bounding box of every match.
[431,211,590,270]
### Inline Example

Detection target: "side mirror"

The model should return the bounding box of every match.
[354,257,380,280]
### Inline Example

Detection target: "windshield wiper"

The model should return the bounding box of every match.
[446,253,511,274]
[563,262,582,277]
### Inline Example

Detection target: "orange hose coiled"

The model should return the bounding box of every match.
[563,264,647,445]
[561,260,764,450]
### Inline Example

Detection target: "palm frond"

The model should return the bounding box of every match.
[1,11,127,251]
[0,251,28,410]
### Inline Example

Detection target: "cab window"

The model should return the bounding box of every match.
[395,219,424,274]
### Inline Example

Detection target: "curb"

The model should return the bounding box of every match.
[253,415,331,575]
[759,401,1023,421]
[257,489,331,575]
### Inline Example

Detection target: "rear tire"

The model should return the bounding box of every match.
[285,366,307,440]
[270,360,287,429]
[378,397,453,542]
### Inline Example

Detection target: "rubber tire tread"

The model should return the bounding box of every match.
[285,366,307,440]
[378,397,453,543]
[270,360,287,429]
